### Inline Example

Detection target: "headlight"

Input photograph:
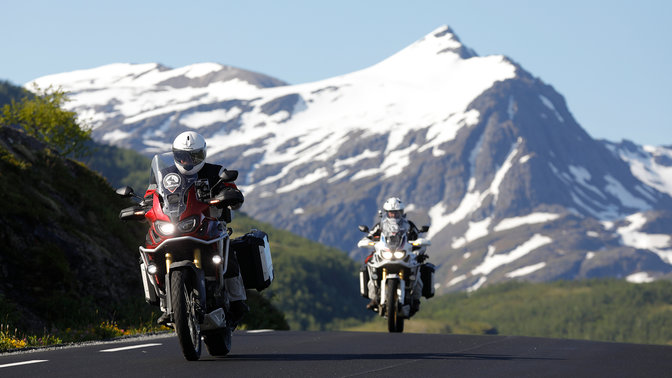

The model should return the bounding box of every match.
[155,217,199,236]
[212,255,222,265]
[177,216,199,233]
[381,250,393,259]
[156,221,175,235]
[393,250,406,259]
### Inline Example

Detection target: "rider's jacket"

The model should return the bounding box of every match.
[367,219,420,241]
[146,162,244,209]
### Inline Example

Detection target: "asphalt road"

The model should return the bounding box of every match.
[1,330,670,377]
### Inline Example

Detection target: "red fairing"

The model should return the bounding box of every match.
[143,187,215,248]
[144,189,168,223]
[182,186,210,221]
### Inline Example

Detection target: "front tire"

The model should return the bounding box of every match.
[172,270,202,361]
[386,280,404,333]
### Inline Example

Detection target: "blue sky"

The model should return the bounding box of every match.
[2,0,670,146]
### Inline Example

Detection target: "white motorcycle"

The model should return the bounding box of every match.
[358,215,434,333]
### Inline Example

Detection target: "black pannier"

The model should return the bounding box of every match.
[420,263,435,298]
[230,229,274,291]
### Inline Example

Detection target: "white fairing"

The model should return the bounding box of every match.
[358,238,375,249]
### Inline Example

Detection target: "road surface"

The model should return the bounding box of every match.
[1,330,670,377]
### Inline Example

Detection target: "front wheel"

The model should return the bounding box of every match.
[386,280,404,333]
[172,270,202,361]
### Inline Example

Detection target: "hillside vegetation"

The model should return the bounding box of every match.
[0,80,367,338]
[228,214,367,330]
[347,279,672,345]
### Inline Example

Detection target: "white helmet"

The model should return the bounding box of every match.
[172,131,206,175]
[382,197,404,219]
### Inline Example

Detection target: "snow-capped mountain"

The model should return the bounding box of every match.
[28,26,672,293]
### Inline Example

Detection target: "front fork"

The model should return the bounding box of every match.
[379,268,405,308]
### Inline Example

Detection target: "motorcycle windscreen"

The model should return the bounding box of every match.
[149,152,198,223]
[380,216,409,251]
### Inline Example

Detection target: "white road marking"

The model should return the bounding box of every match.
[0,360,48,368]
[100,343,163,352]
[247,329,274,333]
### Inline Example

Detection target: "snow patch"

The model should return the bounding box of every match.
[539,95,564,122]
[471,234,552,276]
[101,129,131,143]
[626,272,655,283]
[467,276,487,292]
[334,149,379,169]
[604,175,650,210]
[616,213,672,264]
[180,108,242,128]
[505,262,546,278]
[276,168,329,193]
[428,139,521,239]
[613,143,672,198]
[448,274,467,287]
[451,217,492,248]
[493,213,560,232]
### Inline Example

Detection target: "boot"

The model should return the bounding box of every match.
[410,299,420,316]
[228,300,250,326]
[157,311,170,326]
[366,298,379,311]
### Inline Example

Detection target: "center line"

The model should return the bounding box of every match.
[100,343,163,352]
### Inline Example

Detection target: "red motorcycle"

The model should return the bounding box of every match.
[117,152,272,361]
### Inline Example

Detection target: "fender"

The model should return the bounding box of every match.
[165,261,206,322]
[379,274,405,307]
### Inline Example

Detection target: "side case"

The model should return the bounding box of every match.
[231,229,274,291]
[420,263,435,298]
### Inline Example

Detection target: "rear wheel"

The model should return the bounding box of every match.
[172,270,202,361]
[386,280,404,333]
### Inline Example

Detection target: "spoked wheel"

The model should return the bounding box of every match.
[172,270,202,361]
[204,326,232,357]
[386,280,404,333]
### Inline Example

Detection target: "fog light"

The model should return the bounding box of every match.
[212,255,222,264]
[147,263,158,275]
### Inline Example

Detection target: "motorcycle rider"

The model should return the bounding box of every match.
[151,131,249,326]
[365,197,421,243]
[363,197,425,313]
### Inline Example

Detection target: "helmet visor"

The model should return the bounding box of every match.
[173,148,205,171]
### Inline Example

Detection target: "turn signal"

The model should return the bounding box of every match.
[147,263,158,275]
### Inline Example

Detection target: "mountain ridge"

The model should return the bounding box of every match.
[26,25,672,294]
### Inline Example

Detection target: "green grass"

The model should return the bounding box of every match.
[342,279,672,345]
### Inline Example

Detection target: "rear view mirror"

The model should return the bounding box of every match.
[116,186,135,198]
[220,169,238,182]
[358,225,369,233]
[420,225,430,233]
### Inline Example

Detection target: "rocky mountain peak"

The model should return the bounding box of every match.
[26,25,672,293]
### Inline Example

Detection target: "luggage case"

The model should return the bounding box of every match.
[420,263,435,298]
[359,265,369,298]
[231,229,274,291]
